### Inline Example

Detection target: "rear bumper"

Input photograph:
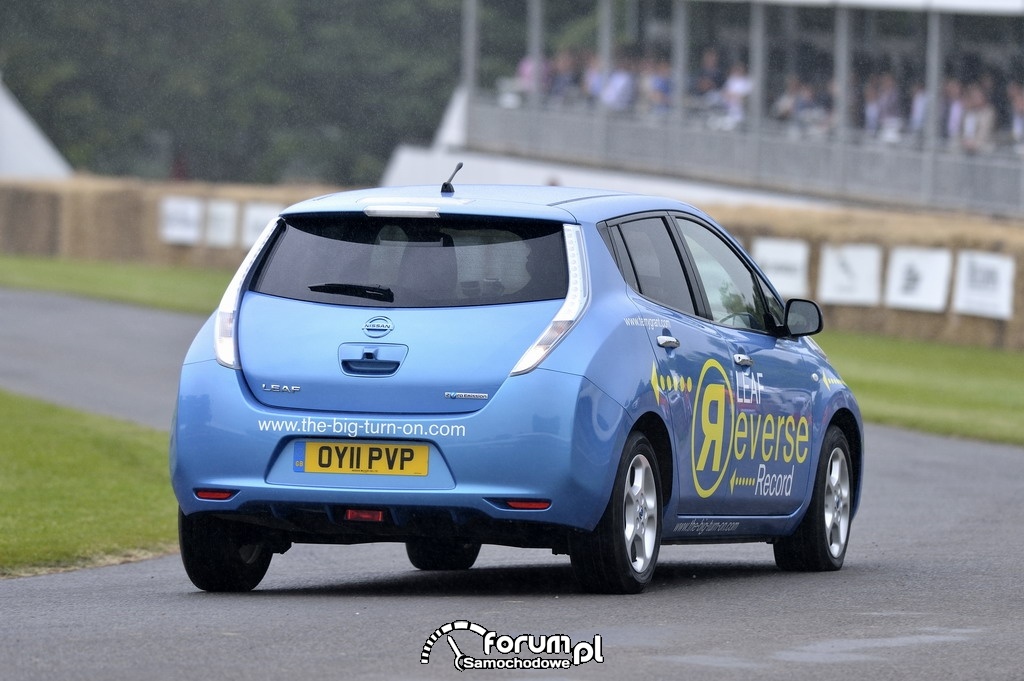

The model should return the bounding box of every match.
[170,358,631,540]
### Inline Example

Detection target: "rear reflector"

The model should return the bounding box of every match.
[505,499,551,510]
[344,509,386,523]
[194,489,237,501]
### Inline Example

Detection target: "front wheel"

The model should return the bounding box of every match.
[570,432,662,594]
[179,509,272,592]
[774,426,853,571]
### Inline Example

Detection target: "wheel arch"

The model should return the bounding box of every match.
[828,408,863,516]
[631,412,673,512]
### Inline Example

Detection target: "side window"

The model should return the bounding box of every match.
[674,218,771,332]
[617,217,696,315]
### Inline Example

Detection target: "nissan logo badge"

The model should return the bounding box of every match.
[362,316,394,338]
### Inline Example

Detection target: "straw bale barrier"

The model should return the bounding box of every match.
[1,177,1022,349]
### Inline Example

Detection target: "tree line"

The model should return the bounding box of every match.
[0,1,545,185]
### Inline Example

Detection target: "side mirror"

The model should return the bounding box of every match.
[783,299,823,337]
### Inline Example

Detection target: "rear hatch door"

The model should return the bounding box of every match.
[238,296,561,414]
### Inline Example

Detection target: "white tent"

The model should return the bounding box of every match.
[0,74,72,179]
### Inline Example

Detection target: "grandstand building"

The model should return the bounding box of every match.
[458,1,1024,216]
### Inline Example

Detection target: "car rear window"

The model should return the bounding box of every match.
[251,214,569,308]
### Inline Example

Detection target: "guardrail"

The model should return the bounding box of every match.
[466,99,1024,218]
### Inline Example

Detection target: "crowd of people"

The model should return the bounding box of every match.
[503,46,1024,156]
[506,46,753,128]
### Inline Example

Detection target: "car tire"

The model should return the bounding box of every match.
[406,538,481,571]
[774,425,853,572]
[178,509,272,592]
[570,432,662,594]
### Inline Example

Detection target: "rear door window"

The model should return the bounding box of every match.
[614,216,697,315]
[252,214,568,307]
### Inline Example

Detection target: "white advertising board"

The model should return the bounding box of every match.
[884,246,953,312]
[952,250,1016,320]
[751,237,809,299]
[159,195,203,246]
[205,199,239,249]
[242,202,284,248]
[817,243,882,306]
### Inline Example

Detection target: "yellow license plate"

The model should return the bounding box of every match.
[294,442,429,476]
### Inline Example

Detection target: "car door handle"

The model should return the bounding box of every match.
[733,353,754,367]
[657,335,680,349]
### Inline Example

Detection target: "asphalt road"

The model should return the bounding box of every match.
[0,288,204,430]
[2,287,1023,680]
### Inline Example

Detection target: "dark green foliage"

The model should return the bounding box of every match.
[0,2,619,185]
[0,0,473,184]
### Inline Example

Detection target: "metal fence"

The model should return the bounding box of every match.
[467,98,1024,217]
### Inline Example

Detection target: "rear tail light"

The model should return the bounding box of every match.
[214,218,280,368]
[510,223,590,375]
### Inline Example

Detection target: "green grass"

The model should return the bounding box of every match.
[0,390,177,576]
[0,253,231,315]
[817,331,1024,447]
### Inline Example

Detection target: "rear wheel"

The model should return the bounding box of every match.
[406,538,481,571]
[774,426,853,571]
[570,432,662,594]
[179,509,272,592]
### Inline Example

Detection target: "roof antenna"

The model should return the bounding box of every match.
[441,162,463,195]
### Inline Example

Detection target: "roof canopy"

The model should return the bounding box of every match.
[703,0,1024,15]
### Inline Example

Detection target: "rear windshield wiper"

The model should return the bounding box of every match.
[308,283,394,303]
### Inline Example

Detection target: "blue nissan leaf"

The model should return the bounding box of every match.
[170,181,863,594]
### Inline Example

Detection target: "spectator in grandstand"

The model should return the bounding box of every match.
[862,75,881,137]
[907,80,930,141]
[720,61,752,127]
[639,57,673,116]
[960,82,996,154]
[941,77,965,149]
[800,80,834,137]
[978,70,1003,124]
[583,52,605,107]
[515,53,549,98]
[876,71,904,142]
[600,54,637,112]
[771,75,803,121]
[876,73,902,120]
[1008,81,1024,155]
[690,46,725,100]
[771,76,829,136]
[548,49,581,107]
